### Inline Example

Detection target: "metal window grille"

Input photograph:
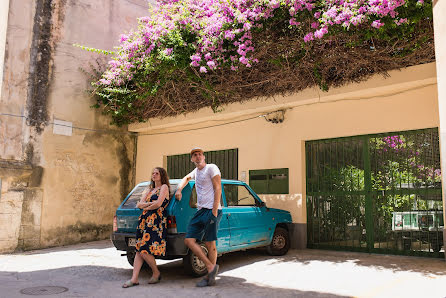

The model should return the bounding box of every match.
[306,128,444,258]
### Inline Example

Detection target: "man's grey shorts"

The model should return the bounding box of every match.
[186,208,222,242]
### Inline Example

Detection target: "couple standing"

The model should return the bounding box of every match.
[123,147,222,288]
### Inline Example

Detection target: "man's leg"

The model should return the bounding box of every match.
[204,241,217,267]
[184,238,214,272]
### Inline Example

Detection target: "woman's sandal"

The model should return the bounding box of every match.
[122,280,139,288]
[148,275,162,284]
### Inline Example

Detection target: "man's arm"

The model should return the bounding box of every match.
[211,174,221,217]
[175,172,194,200]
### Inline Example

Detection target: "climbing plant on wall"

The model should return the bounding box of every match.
[84,0,434,125]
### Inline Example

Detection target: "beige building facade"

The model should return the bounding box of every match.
[1,0,444,257]
[130,62,440,249]
[0,0,149,253]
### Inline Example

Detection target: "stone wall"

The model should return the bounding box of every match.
[0,0,148,252]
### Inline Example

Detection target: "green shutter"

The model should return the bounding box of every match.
[167,148,238,179]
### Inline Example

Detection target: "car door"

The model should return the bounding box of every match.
[187,182,230,251]
[223,183,270,247]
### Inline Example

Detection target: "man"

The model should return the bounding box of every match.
[175,147,222,287]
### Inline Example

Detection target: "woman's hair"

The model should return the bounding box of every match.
[151,167,171,191]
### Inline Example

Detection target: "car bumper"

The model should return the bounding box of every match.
[111,232,189,257]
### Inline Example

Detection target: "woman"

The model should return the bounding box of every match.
[122,167,171,288]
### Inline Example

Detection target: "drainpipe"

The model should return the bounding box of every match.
[433,0,446,260]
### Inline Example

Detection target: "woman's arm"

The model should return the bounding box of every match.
[136,186,151,209]
[143,184,169,210]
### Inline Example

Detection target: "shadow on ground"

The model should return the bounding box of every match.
[0,262,347,298]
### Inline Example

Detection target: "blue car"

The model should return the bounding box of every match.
[111,179,292,276]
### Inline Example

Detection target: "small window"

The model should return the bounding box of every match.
[189,185,223,208]
[169,184,178,197]
[224,184,257,206]
[190,186,198,208]
[249,168,289,194]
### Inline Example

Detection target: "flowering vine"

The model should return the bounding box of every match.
[86,0,432,125]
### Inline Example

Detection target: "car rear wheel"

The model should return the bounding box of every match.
[266,227,290,256]
[126,250,149,269]
[183,243,208,277]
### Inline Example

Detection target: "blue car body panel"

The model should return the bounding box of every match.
[112,179,292,257]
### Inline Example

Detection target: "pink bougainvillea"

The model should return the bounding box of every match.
[97,0,421,89]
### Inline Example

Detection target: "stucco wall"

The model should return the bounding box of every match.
[0,0,148,252]
[0,0,10,100]
[37,0,146,248]
[133,63,439,228]
[0,0,36,253]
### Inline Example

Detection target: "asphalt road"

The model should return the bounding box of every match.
[1,240,446,298]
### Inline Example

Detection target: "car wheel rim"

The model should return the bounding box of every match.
[273,235,286,249]
[193,245,208,273]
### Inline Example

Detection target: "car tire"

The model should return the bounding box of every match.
[266,227,290,256]
[126,249,136,266]
[183,243,208,277]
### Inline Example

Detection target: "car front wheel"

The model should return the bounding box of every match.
[183,243,208,277]
[266,227,290,256]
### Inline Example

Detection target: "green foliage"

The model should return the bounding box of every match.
[83,2,434,125]
[73,44,115,55]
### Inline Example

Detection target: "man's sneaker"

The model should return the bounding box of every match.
[196,277,209,287]
[207,264,219,286]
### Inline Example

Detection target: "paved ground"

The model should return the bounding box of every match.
[0,240,445,298]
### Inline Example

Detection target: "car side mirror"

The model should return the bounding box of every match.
[258,201,266,207]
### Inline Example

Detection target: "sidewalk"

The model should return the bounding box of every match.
[0,240,445,297]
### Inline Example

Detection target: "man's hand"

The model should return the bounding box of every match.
[212,209,218,218]
[175,190,182,201]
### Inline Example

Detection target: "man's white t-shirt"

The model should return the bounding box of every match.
[190,164,221,210]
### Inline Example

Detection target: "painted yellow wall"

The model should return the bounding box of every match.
[134,63,439,224]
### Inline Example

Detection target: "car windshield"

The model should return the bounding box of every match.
[121,183,178,209]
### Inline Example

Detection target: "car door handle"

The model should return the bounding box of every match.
[227,213,231,217]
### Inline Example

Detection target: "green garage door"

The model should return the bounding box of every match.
[167,148,238,179]
[306,128,444,258]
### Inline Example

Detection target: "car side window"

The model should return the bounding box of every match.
[122,185,147,209]
[189,185,224,208]
[189,186,198,208]
[224,184,257,207]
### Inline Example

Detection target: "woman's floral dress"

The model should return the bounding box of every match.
[135,188,169,256]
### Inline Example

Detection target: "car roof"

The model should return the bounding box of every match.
[135,178,243,186]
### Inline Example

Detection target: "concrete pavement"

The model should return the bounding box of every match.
[0,240,445,298]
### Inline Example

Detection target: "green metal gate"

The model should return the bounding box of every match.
[167,148,238,179]
[306,128,444,257]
